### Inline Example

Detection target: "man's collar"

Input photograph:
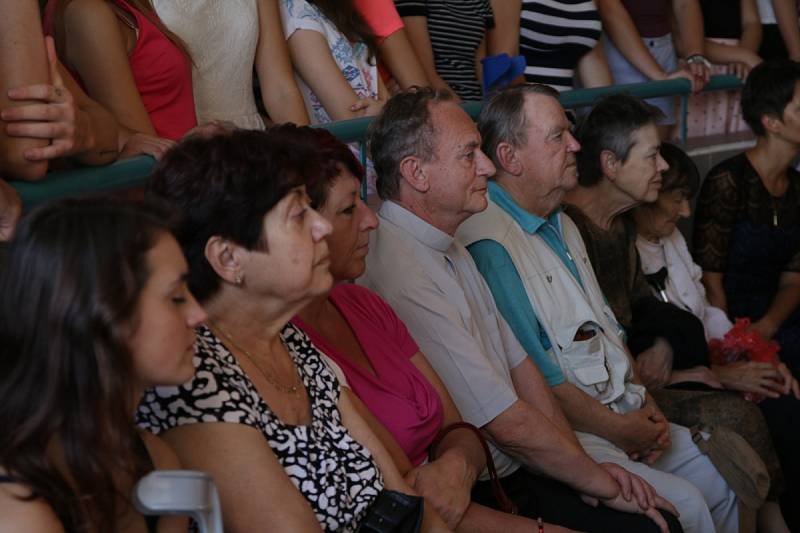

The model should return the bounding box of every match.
[488,181,561,234]
[379,200,454,252]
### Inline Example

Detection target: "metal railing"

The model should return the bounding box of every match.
[11,75,744,209]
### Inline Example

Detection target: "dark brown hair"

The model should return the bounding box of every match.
[0,198,172,532]
[658,142,699,198]
[147,127,325,303]
[273,126,364,209]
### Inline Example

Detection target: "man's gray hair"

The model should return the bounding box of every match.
[367,87,455,200]
[478,84,560,169]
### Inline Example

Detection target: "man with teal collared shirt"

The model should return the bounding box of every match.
[456,84,739,533]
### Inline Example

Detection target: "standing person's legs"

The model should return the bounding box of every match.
[471,467,683,533]
[603,33,678,137]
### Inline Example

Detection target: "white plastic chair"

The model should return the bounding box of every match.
[133,470,223,533]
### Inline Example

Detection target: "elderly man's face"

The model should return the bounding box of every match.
[422,102,495,221]
[516,94,580,214]
[613,123,668,204]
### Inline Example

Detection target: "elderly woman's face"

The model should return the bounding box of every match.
[635,188,691,242]
[318,169,379,282]
[241,186,333,303]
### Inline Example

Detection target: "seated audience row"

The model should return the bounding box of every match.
[361,87,730,532]
[136,125,680,532]
[633,142,800,530]
[562,82,798,529]
[4,36,800,533]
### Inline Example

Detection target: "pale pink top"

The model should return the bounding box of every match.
[292,283,444,466]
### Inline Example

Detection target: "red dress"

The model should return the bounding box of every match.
[44,0,197,140]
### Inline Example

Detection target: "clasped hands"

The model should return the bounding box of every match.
[616,403,671,465]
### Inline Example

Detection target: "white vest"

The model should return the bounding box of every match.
[458,201,646,414]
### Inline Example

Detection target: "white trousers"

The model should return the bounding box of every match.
[578,423,738,533]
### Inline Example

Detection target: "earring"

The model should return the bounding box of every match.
[235,273,243,285]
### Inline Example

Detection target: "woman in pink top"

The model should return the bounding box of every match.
[292,126,581,533]
[45,0,196,157]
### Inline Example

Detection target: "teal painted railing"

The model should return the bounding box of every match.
[11,75,743,209]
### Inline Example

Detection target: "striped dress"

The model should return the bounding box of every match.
[394,0,494,101]
[520,0,602,92]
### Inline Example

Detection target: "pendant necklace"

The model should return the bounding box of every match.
[210,321,302,396]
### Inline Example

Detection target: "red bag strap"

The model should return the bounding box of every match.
[429,422,518,515]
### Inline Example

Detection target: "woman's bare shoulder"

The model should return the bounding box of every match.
[0,477,64,533]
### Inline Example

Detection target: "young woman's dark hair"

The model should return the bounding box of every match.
[0,197,172,532]
[741,59,800,136]
[146,127,325,303]
[310,0,378,62]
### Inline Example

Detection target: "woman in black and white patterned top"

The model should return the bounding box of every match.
[139,323,383,531]
[137,127,444,532]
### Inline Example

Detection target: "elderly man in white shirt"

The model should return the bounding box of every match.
[359,87,681,533]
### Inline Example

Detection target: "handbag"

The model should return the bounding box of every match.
[429,421,518,515]
[358,489,424,533]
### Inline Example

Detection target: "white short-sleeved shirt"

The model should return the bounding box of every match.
[280,0,380,196]
[359,200,526,478]
[280,0,378,124]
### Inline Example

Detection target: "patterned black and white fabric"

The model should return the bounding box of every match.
[137,323,384,532]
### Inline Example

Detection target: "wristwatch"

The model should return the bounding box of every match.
[685,54,712,69]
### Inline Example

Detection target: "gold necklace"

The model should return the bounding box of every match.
[209,321,302,396]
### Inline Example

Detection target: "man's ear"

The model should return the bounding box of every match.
[600,148,618,180]
[398,155,430,193]
[761,113,782,136]
[496,142,521,175]
[205,236,245,286]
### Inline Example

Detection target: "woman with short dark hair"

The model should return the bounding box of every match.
[0,198,206,532]
[693,63,800,519]
[694,60,800,382]
[138,127,446,532]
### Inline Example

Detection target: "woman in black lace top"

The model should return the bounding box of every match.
[693,60,800,530]
[693,60,800,378]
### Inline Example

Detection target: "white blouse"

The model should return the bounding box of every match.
[636,230,733,340]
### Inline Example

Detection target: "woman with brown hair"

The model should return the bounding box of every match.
[0,198,207,532]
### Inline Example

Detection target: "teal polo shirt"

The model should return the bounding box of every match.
[466,182,585,386]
